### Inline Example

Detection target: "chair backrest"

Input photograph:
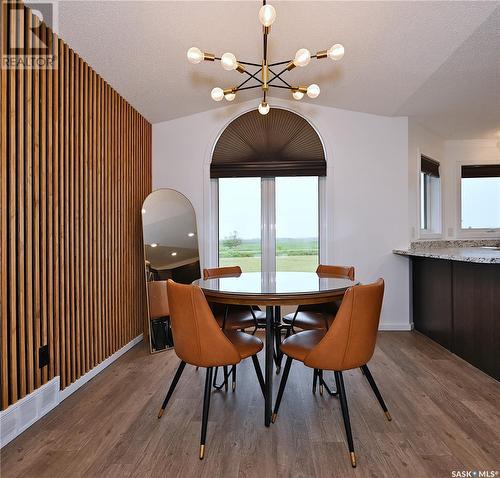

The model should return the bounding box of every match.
[147,281,169,319]
[316,264,355,280]
[304,279,384,371]
[166,280,241,367]
[203,266,242,280]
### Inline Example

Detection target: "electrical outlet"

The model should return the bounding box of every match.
[39,345,49,368]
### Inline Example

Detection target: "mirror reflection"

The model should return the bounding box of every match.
[142,188,200,353]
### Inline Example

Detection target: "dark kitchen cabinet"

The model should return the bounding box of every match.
[412,257,453,349]
[412,257,500,380]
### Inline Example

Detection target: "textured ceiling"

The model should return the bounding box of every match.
[57,1,500,139]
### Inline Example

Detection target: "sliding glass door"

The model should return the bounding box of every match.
[218,178,262,271]
[218,177,319,272]
[275,177,319,272]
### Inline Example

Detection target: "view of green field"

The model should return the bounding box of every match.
[219,237,318,272]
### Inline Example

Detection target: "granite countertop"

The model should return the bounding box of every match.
[393,240,500,264]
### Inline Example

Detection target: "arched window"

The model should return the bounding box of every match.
[211,108,326,273]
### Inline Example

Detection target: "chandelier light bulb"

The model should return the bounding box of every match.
[221,52,238,71]
[187,46,204,64]
[294,48,311,67]
[307,84,320,98]
[225,92,236,101]
[259,4,276,27]
[211,87,224,101]
[327,43,345,61]
[258,101,270,115]
[292,90,304,100]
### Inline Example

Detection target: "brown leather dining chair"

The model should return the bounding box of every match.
[272,279,391,468]
[281,264,355,394]
[282,264,355,332]
[157,280,265,460]
[147,281,172,350]
[203,266,265,390]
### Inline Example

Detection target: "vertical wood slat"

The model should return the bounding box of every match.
[32,8,41,390]
[1,1,10,408]
[52,30,60,382]
[46,24,55,382]
[40,23,48,385]
[24,9,34,395]
[16,4,26,399]
[84,62,90,372]
[58,37,66,388]
[1,5,152,410]
[8,3,18,404]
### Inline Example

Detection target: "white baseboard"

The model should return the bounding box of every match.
[0,334,143,448]
[60,334,143,402]
[378,322,413,331]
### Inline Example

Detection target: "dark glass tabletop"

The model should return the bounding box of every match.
[193,271,358,298]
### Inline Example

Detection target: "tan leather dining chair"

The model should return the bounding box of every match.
[281,264,355,394]
[282,264,355,332]
[147,280,169,318]
[272,279,390,468]
[203,266,266,390]
[203,266,265,331]
[147,281,172,351]
[157,280,265,460]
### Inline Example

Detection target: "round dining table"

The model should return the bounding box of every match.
[193,271,358,427]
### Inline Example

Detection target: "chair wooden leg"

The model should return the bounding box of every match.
[319,370,324,395]
[251,355,266,398]
[312,368,318,394]
[199,367,213,460]
[272,356,293,423]
[361,364,391,421]
[335,371,356,467]
[231,364,236,391]
[158,361,186,418]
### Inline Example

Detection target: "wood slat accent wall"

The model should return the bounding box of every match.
[0,4,152,410]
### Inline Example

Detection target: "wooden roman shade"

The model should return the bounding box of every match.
[461,164,500,178]
[211,108,326,178]
[421,155,440,177]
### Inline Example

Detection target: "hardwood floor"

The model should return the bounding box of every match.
[1,331,499,478]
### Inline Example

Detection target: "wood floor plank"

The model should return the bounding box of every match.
[1,332,499,478]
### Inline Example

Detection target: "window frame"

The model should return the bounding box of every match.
[456,160,500,238]
[210,176,326,273]
[418,149,443,239]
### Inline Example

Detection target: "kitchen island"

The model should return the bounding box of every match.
[394,241,500,380]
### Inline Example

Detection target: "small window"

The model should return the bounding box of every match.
[420,155,441,235]
[460,165,500,231]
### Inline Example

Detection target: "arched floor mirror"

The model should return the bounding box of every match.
[141,188,200,353]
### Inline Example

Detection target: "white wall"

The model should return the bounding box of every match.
[153,98,411,330]
[442,139,500,239]
[408,119,445,240]
[407,121,500,240]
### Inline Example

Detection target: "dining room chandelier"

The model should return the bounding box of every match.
[186,1,345,115]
